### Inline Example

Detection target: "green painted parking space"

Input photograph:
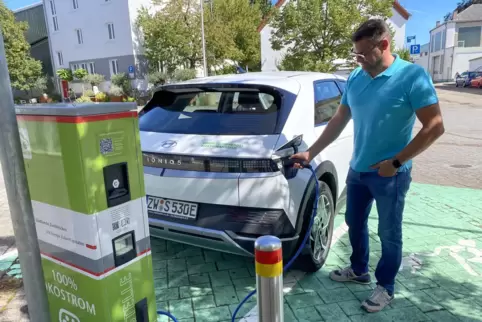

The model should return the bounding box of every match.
[2,182,481,321]
[150,182,482,322]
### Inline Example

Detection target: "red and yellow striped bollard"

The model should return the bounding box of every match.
[255,236,284,322]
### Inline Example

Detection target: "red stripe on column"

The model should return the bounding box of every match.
[255,248,282,265]
[16,111,137,123]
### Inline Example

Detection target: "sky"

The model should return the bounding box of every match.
[5,0,461,46]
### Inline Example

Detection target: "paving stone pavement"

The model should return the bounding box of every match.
[148,182,482,322]
[1,87,482,321]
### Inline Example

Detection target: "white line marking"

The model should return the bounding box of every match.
[241,222,349,321]
[0,249,18,261]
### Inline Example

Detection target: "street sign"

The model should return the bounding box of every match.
[406,36,416,43]
[410,44,421,55]
[128,65,134,73]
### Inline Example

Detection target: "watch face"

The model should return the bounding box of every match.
[393,159,402,168]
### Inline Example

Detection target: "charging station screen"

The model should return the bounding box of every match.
[114,234,134,256]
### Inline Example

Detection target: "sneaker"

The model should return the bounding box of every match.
[329,266,371,284]
[361,285,394,313]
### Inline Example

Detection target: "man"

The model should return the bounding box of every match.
[291,19,444,312]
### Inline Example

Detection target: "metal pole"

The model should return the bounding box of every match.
[0,33,51,321]
[255,236,284,322]
[200,0,208,77]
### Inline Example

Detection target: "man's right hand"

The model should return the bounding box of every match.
[289,151,311,169]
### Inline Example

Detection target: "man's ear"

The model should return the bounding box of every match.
[380,38,390,51]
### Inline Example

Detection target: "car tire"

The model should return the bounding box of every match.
[295,180,335,273]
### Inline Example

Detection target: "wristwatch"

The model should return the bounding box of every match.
[392,159,402,169]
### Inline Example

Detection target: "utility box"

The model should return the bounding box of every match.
[15,103,156,322]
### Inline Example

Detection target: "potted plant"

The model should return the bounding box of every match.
[109,85,125,102]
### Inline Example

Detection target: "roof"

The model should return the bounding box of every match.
[453,4,482,21]
[469,56,482,62]
[163,72,346,94]
[13,2,42,13]
[257,0,411,32]
[13,2,47,45]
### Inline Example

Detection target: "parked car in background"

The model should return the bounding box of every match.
[455,71,479,87]
[469,72,482,88]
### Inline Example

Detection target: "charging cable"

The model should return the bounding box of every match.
[158,161,319,322]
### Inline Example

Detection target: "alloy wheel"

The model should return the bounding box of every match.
[310,193,332,262]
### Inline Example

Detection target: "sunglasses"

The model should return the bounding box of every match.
[350,40,384,60]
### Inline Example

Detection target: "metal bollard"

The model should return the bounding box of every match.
[255,235,284,322]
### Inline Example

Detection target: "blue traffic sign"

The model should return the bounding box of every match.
[406,36,416,43]
[410,44,421,55]
[128,65,135,73]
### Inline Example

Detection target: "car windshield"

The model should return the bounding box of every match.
[139,85,289,135]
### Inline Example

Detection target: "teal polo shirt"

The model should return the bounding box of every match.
[341,55,439,173]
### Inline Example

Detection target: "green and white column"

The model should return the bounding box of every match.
[15,103,156,322]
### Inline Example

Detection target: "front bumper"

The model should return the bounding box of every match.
[149,218,300,259]
[148,202,299,259]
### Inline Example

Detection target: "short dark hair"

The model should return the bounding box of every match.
[352,19,390,43]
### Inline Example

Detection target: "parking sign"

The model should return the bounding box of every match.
[410,44,421,55]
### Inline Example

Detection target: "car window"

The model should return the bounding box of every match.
[314,81,341,125]
[336,81,346,93]
[139,88,283,135]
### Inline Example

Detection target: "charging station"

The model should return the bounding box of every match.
[15,103,156,322]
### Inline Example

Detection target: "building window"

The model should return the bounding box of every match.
[81,63,87,70]
[88,62,95,74]
[458,26,482,48]
[76,29,83,44]
[49,0,56,15]
[57,51,63,66]
[107,23,115,40]
[73,0,79,9]
[109,59,119,76]
[53,16,59,31]
[71,64,79,71]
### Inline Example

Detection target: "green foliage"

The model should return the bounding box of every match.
[137,0,202,73]
[0,3,43,91]
[84,89,95,97]
[110,73,131,95]
[50,93,61,102]
[109,85,124,96]
[95,92,109,102]
[73,68,88,80]
[148,71,168,86]
[137,0,262,74]
[394,48,412,61]
[122,96,136,102]
[75,95,92,103]
[204,0,262,71]
[172,69,197,82]
[31,75,48,93]
[270,0,393,72]
[56,68,74,82]
[83,73,105,88]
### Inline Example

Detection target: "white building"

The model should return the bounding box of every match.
[412,43,430,72]
[428,3,482,82]
[43,0,156,94]
[258,0,411,72]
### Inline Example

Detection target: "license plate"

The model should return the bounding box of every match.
[146,196,198,220]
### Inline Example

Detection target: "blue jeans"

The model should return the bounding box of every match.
[345,168,412,295]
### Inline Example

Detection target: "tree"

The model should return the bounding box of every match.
[0,2,43,92]
[73,68,88,80]
[137,0,202,73]
[394,48,411,61]
[83,73,105,89]
[270,0,393,72]
[56,68,73,82]
[204,0,262,72]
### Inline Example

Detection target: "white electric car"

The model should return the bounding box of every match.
[139,72,353,272]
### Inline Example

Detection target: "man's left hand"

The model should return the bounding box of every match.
[371,159,398,177]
